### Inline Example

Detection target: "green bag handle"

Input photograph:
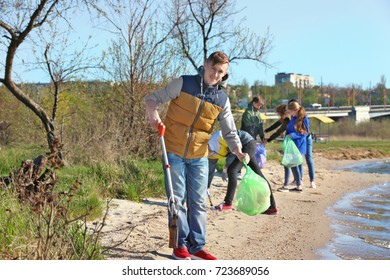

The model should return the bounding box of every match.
[243,156,248,166]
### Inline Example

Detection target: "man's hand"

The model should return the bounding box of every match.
[145,100,161,129]
[147,110,161,129]
[232,147,250,164]
[236,152,250,164]
[243,153,250,164]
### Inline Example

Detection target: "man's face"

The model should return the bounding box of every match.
[203,61,228,86]
[253,101,262,110]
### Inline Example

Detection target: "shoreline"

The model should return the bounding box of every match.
[97,155,390,260]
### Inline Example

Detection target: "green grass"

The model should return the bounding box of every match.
[0,190,33,255]
[57,159,166,202]
[0,144,46,176]
[314,140,390,153]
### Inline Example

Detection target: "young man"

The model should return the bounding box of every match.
[241,96,266,141]
[144,51,248,260]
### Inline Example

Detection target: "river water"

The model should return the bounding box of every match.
[316,159,390,260]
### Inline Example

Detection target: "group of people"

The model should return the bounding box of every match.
[264,100,316,191]
[144,50,314,261]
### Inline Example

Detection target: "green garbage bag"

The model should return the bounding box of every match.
[235,160,271,216]
[281,137,303,167]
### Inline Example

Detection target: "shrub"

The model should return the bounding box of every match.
[0,144,106,260]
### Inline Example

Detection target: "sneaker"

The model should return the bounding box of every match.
[191,249,217,260]
[290,180,303,186]
[310,181,316,188]
[277,186,289,192]
[172,247,191,260]
[262,207,278,215]
[212,202,233,211]
[290,186,303,192]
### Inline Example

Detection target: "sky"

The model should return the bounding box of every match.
[228,0,390,88]
[6,0,390,89]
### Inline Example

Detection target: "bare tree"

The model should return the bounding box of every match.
[168,0,273,71]
[39,30,101,120]
[0,1,101,153]
[89,0,182,88]
[0,0,67,150]
[86,0,184,158]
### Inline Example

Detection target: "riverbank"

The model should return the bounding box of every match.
[96,154,390,260]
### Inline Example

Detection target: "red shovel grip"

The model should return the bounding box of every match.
[157,122,166,137]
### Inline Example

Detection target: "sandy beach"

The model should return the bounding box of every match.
[95,153,390,260]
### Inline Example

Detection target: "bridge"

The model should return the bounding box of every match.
[234,105,390,142]
[262,105,390,124]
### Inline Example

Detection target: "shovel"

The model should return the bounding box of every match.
[157,122,179,248]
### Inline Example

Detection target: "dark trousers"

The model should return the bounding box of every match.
[225,140,276,208]
[207,158,219,189]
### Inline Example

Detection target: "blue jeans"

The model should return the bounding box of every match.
[291,164,303,186]
[304,135,315,181]
[164,153,208,254]
[284,166,290,186]
[290,136,314,184]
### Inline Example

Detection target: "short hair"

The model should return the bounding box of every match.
[252,95,264,105]
[288,99,297,104]
[206,51,229,65]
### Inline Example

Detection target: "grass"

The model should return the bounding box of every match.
[57,159,166,202]
[0,144,46,176]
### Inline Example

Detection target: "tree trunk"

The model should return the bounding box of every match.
[2,79,57,150]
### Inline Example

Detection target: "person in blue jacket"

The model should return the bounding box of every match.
[278,101,309,192]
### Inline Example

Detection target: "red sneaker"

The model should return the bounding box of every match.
[172,247,191,260]
[191,249,217,260]
[212,202,233,211]
[262,207,279,215]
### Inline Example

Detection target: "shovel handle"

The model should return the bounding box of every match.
[157,122,165,137]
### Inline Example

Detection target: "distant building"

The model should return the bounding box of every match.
[275,72,314,89]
